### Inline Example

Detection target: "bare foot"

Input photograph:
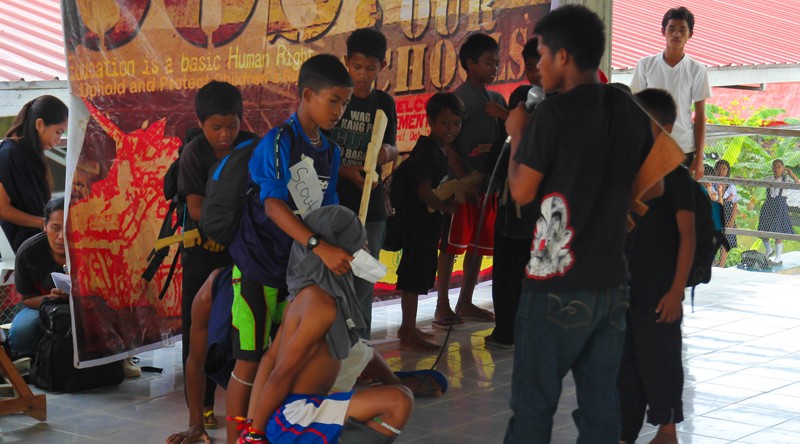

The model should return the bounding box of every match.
[435,305,458,323]
[456,303,495,322]
[433,302,456,321]
[398,330,441,352]
[649,430,678,444]
[398,373,444,398]
[416,328,435,339]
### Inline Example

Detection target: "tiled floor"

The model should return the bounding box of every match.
[1,267,799,443]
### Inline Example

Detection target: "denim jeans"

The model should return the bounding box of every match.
[7,307,43,358]
[504,286,630,444]
[353,220,386,339]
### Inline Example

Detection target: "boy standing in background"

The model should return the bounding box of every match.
[618,88,695,444]
[332,28,398,338]
[436,32,507,328]
[630,6,711,179]
[396,93,461,351]
[178,81,257,428]
[487,37,542,349]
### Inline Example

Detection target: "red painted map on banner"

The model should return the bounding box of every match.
[61,0,549,364]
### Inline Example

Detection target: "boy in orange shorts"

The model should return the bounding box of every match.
[435,33,507,328]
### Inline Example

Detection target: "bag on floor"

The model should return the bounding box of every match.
[29,300,124,392]
[738,250,771,271]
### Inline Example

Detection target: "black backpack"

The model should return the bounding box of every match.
[142,128,204,290]
[383,153,413,252]
[686,181,729,308]
[29,300,124,392]
[201,124,293,247]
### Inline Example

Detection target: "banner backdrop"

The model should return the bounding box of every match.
[61,0,550,365]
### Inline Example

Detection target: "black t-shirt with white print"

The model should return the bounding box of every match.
[330,89,397,222]
[514,84,653,293]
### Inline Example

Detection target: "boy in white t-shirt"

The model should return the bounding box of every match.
[630,6,712,179]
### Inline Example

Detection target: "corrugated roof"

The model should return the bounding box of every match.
[612,0,800,70]
[0,0,65,81]
[2,1,800,81]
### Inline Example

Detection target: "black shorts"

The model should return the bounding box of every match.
[230,267,287,361]
[396,211,443,295]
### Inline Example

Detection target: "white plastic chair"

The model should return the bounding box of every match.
[0,229,15,286]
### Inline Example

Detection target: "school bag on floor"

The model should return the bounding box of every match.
[738,250,771,271]
[686,181,729,309]
[29,300,124,392]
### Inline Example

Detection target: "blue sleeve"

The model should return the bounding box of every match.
[323,144,341,205]
[250,127,292,204]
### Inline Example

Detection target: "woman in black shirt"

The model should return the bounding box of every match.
[0,95,68,251]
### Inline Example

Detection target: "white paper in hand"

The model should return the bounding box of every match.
[51,272,72,293]
[350,249,387,283]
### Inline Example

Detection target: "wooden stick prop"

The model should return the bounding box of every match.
[153,228,201,251]
[429,171,484,212]
[358,109,388,225]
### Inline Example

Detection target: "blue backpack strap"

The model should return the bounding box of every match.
[274,122,295,180]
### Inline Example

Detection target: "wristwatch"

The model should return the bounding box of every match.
[306,234,321,251]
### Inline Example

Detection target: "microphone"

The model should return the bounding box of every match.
[525,85,546,111]
[500,86,545,162]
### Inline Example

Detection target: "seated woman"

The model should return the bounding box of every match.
[6,197,141,378]
[7,196,67,358]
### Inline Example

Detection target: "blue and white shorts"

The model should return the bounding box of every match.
[267,391,354,443]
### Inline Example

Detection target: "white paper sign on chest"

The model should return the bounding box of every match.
[289,155,324,217]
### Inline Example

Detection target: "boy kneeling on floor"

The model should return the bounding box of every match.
[238,205,413,443]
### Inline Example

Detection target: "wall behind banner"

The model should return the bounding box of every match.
[62,0,549,364]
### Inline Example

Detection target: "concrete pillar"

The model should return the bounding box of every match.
[551,0,613,79]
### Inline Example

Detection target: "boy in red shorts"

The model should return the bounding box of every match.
[435,33,507,328]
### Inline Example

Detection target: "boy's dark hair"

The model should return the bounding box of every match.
[346,28,387,62]
[426,92,465,121]
[44,195,65,225]
[458,33,499,71]
[661,7,695,34]
[635,88,677,127]
[195,81,243,122]
[609,82,632,93]
[533,5,605,71]
[298,54,354,98]
[522,38,540,61]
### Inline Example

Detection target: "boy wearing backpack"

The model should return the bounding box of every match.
[618,88,695,444]
[331,28,398,338]
[224,54,353,441]
[395,93,461,351]
[177,80,257,427]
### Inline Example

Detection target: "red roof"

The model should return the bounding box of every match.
[612,0,800,70]
[2,1,800,81]
[0,0,65,81]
